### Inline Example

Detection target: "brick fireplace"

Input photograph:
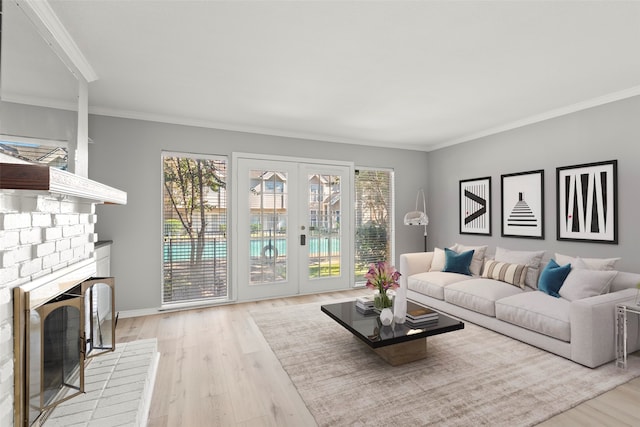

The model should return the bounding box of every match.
[0,159,127,426]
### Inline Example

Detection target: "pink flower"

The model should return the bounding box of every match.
[364,261,401,293]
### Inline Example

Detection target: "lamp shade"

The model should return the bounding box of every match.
[404,189,428,225]
[404,210,429,226]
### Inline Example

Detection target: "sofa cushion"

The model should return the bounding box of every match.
[496,292,571,342]
[555,253,620,271]
[452,243,488,276]
[443,248,474,276]
[495,247,545,289]
[538,259,572,298]
[482,259,528,289]
[559,269,617,301]
[444,278,524,317]
[407,271,474,300]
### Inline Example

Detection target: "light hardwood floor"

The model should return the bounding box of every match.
[116,290,640,427]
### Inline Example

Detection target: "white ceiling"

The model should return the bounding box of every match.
[5,1,640,151]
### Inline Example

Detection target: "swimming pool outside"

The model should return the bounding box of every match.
[163,237,340,262]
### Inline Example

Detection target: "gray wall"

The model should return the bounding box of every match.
[7,95,640,311]
[88,115,429,312]
[0,100,76,142]
[427,95,640,273]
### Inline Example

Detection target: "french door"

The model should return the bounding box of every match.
[234,155,353,301]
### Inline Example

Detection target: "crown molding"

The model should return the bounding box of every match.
[17,0,98,83]
[432,85,640,151]
[90,85,640,153]
[1,92,79,112]
[87,105,423,151]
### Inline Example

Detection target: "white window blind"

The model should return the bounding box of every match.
[162,152,228,305]
[354,168,395,284]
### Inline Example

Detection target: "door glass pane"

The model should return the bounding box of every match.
[162,154,229,304]
[308,174,341,279]
[249,170,288,284]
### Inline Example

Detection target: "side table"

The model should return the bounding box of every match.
[615,302,640,369]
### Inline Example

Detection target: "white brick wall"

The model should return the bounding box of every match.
[32,213,52,228]
[0,213,31,230]
[0,192,98,427]
[0,231,20,250]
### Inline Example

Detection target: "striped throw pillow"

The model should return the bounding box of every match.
[482,260,529,289]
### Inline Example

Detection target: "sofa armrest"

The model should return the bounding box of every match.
[570,287,637,368]
[399,252,433,289]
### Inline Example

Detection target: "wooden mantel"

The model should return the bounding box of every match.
[0,162,127,205]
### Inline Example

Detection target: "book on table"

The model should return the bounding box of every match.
[356,295,375,305]
[406,301,439,321]
[355,305,374,314]
[406,317,439,328]
[356,295,375,310]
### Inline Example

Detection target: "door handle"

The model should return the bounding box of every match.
[300,234,306,245]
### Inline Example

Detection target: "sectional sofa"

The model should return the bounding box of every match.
[400,245,640,368]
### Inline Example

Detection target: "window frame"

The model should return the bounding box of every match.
[353,166,395,286]
[160,150,230,308]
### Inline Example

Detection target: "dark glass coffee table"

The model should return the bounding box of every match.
[321,300,464,365]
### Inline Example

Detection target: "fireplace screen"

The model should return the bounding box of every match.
[15,273,116,427]
[32,293,84,421]
[83,278,116,358]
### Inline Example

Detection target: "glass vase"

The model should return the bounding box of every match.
[374,292,393,311]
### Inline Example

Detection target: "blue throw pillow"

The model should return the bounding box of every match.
[443,248,474,276]
[538,259,572,298]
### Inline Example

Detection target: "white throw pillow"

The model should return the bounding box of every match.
[429,247,446,271]
[559,269,617,301]
[494,247,545,289]
[453,243,488,276]
[571,257,589,270]
[554,253,620,271]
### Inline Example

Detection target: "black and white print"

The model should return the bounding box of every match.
[460,177,491,235]
[501,170,544,239]
[556,160,617,244]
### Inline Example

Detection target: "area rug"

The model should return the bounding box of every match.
[251,302,640,427]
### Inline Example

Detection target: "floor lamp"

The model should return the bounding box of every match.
[404,189,429,251]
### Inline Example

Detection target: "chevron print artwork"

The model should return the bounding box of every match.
[464,187,487,227]
[460,177,491,235]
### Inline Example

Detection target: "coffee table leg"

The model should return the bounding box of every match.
[373,337,427,366]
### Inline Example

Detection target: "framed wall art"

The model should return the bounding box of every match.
[501,170,544,239]
[556,160,617,244]
[460,177,491,235]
